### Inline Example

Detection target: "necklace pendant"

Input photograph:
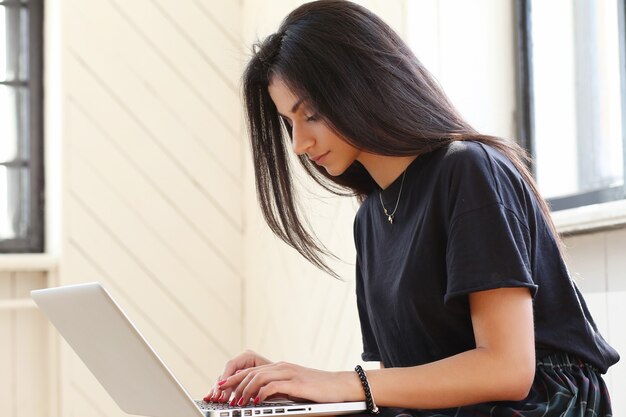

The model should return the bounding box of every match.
[387,215,393,224]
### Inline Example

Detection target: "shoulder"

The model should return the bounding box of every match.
[433,140,534,220]
[439,140,511,177]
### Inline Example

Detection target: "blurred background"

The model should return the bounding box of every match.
[0,0,624,416]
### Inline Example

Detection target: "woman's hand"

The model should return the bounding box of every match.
[218,361,361,406]
[204,350,273,403]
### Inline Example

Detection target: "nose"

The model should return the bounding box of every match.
[290,123,315,156]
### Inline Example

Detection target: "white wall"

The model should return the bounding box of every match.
[407,0,516,139]
[53,0,246,415]
[0,271,49,417]
[563,229,626,414]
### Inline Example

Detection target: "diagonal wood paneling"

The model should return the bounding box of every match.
[68,102,238,311]
[148,0,243,94]
[65,57,244,269]
[66,48,244,233]
[67,0,242,178]
[65,241,224,396]
[105,0,241,137]
[61,0,245,414]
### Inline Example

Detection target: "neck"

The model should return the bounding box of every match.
[357,153,418,189]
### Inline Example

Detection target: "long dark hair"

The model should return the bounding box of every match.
[243,0,562,277]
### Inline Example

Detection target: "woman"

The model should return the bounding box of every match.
[204,1,619,415]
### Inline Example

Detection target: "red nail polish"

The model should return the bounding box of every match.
[218,379,227,385]
[254,396,260,405]
[230,398,237,407]
[237,398,244,406]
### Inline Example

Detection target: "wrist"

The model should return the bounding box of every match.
[335,370,366,402]
[355,365,380,414]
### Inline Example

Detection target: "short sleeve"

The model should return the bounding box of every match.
[445,203,538,304]
[442,142,538,304]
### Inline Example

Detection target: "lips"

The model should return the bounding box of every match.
[310,151,329,165]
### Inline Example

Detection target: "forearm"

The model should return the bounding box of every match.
[338,347,535,409]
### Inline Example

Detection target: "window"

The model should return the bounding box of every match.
[0,0,44,252]
[516,0,626,211]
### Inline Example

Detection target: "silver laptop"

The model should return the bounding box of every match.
[31,282,367,417]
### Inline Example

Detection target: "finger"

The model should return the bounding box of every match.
[222,360,282,390]
[204,373,224,401]
[257,381,296,404]
[222,362,288,406]
[221,359,242,381]
[237,368,295,407]
[209,386,222,402]
[230,368,264,406]
[205,385,219,402]
[218,350,273,388]
[219,389,231,403]
[222,351,262,380]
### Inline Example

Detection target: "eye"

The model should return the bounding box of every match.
[306,113,320,122]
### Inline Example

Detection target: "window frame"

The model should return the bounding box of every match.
[0,0,44,253]
[515,0,626,212]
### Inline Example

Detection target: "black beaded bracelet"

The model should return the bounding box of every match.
[355,365,380,414]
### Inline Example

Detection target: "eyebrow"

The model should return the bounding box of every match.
[291,98,304,113]
[278,98,305,119]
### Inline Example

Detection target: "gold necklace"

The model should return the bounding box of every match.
[378,171,407,224]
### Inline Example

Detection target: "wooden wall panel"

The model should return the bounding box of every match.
[58,0,245,414]
[14,273,48,417]
[0,272,13,417]
[606,228,626,413]
[0,272,48,417]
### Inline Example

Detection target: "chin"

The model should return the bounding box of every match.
[324,165,348,177]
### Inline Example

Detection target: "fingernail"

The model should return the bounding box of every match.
[203,396,210,402]
[230,398,237,407]
[218,379,227,385]
[254,396,260,405]
[237,398,244,406]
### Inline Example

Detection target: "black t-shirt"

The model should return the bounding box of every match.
[354,140,619,373]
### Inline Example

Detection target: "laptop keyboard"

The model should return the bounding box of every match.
[196,401,240,410]
[196,400,294,415]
